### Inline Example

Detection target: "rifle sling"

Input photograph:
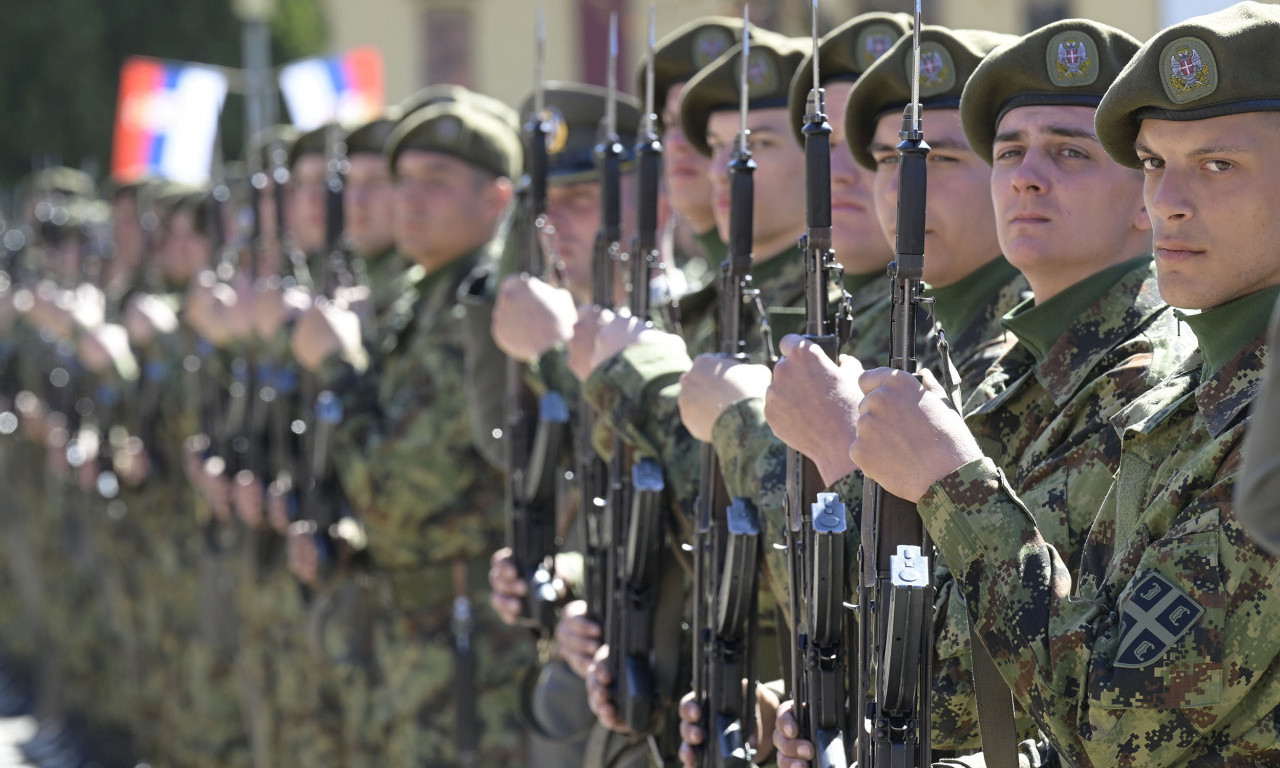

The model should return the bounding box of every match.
[968,621,1019,768]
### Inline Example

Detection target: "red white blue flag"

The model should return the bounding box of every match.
[279,47,385,130]
[111,56,229,184]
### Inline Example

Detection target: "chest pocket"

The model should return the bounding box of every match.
[1087,525,1222,711]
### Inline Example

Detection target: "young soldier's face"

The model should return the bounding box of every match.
[543,176,637,306]
[991,105,1149,297]
[870,107,1002,288]
[825,81,893,275]
[394,150,501,270]
[288,154,328,253]
[1136,112,1280,310]
[344,154,396,256]
[662,83,714,228]
[706,106,807,260]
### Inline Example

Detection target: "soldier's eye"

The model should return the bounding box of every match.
[1138,156,1163,172]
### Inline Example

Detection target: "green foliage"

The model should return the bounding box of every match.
[0,0,328,193]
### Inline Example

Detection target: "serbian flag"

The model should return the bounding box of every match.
[111,56,229,185]
[279,47,384,131]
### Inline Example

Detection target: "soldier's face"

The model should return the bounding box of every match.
[288,154,328,254]
[543,177,636,305]
[160,209,209,284]
[991,105,1149,300]
[1136,112,1280,310]
[344,154,396,256]
[706,106,807,262]
[112,193,145,274]
[870,108,1002,288]
[394,150,503,270]
[662,83,714,228]
[825,81,893,276]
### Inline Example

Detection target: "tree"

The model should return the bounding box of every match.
[0,0,326,193]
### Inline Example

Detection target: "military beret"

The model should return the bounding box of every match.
[344,112,399,157]
[287,123,336,170]
[844,27,1015,170]
[1096,1,1280,170]
[787,12,913,144]
[640,16,744,130]
[244,124,301,173]
[386,101,523,180]
[518,82,641,186]
[29,167,97,202]
[960,20,1140,164]
[679,30,808,157]
[398,84,520,133]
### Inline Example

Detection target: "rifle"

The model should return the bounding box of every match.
[692,11,763,766]
[579,12,623,641]
[856,3,933,766]
[507,6,570,639]
[613,4,668,735]
[786,4,853,765]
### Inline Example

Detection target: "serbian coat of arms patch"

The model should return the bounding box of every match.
[1113,571,1205,669]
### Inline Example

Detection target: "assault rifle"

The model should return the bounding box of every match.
[692,11,763,766]
[612,5,668,735]
[507,7,570,638]
[785,4,853,765]
[856,4,933,766]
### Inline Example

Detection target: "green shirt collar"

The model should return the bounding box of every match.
[927,255,1020,337]
[1179,283,1280,378]
[695,227,727,266]
[1003,255,1151,365]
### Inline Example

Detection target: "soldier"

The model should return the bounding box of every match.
[295,97,530,766]
[770,18,1204,763]
[849,2,1280,764]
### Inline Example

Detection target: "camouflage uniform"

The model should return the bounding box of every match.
[920,284,1280,765]
[331,239,529,766]
[1234,295,1280,553]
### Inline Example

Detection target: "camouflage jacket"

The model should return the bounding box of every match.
[917,285,1280,766]
[331,243,506,571]
[928,257,1194,750]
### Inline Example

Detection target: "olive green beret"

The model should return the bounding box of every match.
[244,124,301,172]
[844,27,1015,170]
[640,16,744,131]
[787,12,913,144]
[386,101,523,180]
[1096,0,1280,170]
[960,20,1140,164]
[679,30,808,157]
[29,167,97,202]
[518,82,641,186]
[398,84,520,133]
[345,112,399,157]
[287,123,336,169]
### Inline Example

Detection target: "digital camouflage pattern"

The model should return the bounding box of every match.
[917,286,1280,766]
[330,240,530,765]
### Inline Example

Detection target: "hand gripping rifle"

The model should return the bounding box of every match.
[786,4,853,765]
[612,4,668,735]
[692,12,764,766]
[508,7,570,639]
[580,12,623,640]
[856,5,933,767]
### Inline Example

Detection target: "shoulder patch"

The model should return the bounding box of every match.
[693,28,735,69]
[856,24,900,71]
[1114,571,1204,668]
[1045,30,1099,88]
[1160,36,1218,105]
[909,42,956,99]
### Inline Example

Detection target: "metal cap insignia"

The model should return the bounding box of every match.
[908,42,956,99]
[692,27,734,69]
[543,106,569,155]
[857,23,900,71]
[1046,30,1100,88]
[739,48,780,99]
[1159,36,1218,105]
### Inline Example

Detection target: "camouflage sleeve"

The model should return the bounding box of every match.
[918,456,1280,766]
[528,344,580,404]
[709,396,788,541]
[582,339,702,518]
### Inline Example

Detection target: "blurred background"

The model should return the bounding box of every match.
[0,0,1262,198]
